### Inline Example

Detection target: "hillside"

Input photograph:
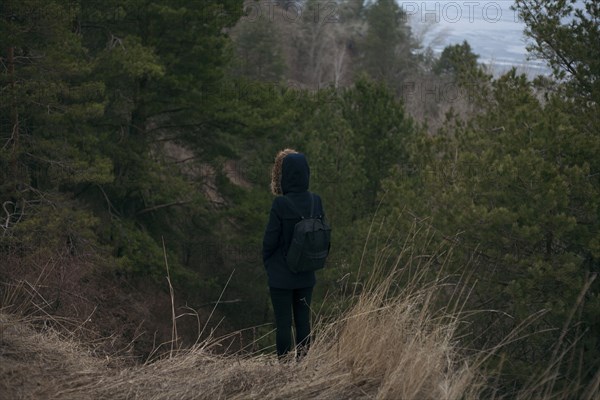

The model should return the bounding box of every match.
[1,1,599,398]
[2,230,598,400]
[1,267,489,400]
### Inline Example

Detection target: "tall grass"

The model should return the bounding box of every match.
[2,221,597,399]
[46,222,492,399]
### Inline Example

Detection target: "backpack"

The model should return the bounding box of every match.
[283,193,331,273]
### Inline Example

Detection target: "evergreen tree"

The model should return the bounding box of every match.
[384,68,600,393]
[341,77,414,208]
[0,0,110,254]
[231,13,285,82]
[433,41,480,78]
[358,0,416,88]
[514,0,599,104]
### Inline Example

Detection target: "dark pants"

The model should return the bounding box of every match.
[269,286,313,358]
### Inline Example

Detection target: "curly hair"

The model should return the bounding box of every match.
[270,148,298,195]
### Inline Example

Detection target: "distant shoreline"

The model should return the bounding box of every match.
[399,0,553,78]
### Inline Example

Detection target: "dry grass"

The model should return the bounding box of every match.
[0,274,482,400]
[1,231,491,400]
[3,222,594,399]
[0,313,112,400]
[1,239,594,392]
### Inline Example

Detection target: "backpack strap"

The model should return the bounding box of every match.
[283,193,315,219]
[284,195,304,219]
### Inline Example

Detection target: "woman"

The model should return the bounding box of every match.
[262,148,326,360]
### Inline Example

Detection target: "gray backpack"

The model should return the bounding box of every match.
[284,193,331,273]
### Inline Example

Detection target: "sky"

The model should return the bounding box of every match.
[396,0,552,76]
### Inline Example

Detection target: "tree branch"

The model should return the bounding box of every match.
[136,200,191,216]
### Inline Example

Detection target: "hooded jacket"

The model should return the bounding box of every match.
[262,152,325,289]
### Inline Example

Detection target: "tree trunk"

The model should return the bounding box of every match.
[8,46,20,182]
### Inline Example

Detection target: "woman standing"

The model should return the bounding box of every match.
[262,148,326,360]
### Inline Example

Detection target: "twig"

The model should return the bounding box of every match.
[196,269,235,347]
[136,201,191,216]
[162,236,178,358]
[198,299,243,307]
[2,201,14,230]
[95,184,121,219]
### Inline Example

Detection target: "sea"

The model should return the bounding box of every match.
[397,0,554,77]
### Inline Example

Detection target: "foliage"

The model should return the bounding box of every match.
[358,0,417,87]
[230,10,285,81]
[433,41,481,79]
[341,77,415,208]
[1,0,599,397]
[514,0,599,104]
[383,68,600,393]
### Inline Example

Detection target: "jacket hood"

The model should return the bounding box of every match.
[270,149,310,195]
[282,153,310,194]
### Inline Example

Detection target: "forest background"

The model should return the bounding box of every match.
[1,0,598,397]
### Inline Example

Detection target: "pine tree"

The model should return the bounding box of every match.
[341,77,414,208]
[433,41,481,78]
[358,0,416,88]
[514,0,599,104]
[384,68,600,393]
[231,13,285,81]
[0,0,110,254]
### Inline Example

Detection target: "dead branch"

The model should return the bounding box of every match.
[135,200,191,216]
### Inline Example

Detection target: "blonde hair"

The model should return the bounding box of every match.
[270,148,298,195]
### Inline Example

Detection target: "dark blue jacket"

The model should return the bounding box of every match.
[262,153,325,289]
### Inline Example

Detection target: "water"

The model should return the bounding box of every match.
[397,0,553,77]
